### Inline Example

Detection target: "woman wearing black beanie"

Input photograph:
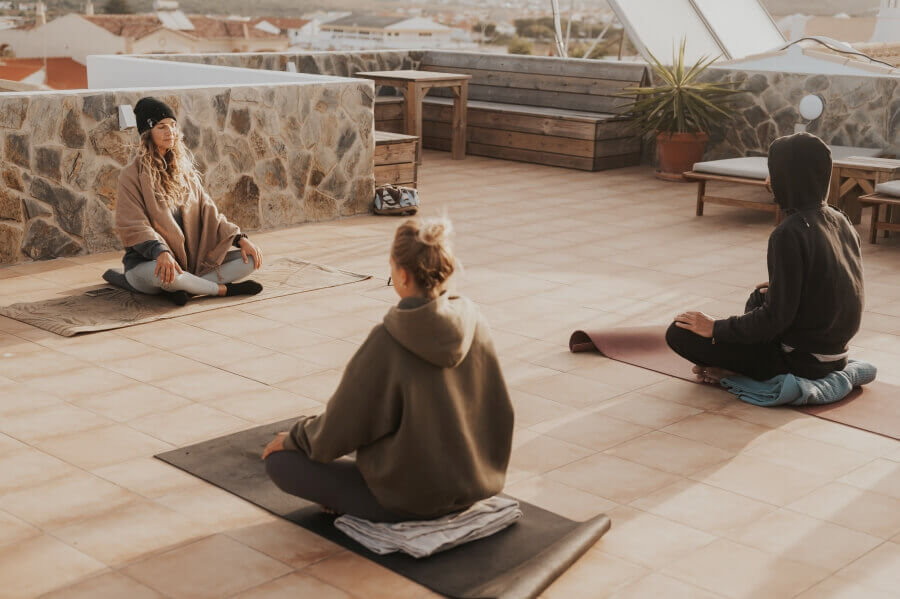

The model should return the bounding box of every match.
[114,97,265,306]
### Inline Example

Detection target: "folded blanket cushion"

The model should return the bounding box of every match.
[875,180,900,198]
[720,360,877,407]
[334,496,523,558]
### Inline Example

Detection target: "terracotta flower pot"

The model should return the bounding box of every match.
[655,131,709,182]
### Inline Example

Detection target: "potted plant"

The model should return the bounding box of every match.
[623,39,739,181]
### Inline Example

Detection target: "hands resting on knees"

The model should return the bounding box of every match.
[675,281,769,338]
[239,237,264,270]
[155,251,182,285]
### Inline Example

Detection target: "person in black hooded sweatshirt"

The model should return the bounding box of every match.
[665,132,864,383]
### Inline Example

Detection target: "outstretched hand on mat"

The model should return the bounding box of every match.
[262,432,288,459]
[674,311,715,338]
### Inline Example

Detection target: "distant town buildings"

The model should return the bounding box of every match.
[0,5,290,64]
[777,0,900,43]
[775,0,900,67]
[297,13,477,51]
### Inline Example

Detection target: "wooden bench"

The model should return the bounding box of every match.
[860,193,900,243]
[376,52,647,171]
[375,130,418,188]
[684,170,783,224]
[683,147,885,225]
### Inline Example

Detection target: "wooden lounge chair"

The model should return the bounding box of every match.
[859,180,900,244]
[684,146,884,224]
[683,157,782,223]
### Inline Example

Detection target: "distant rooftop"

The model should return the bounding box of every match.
[77,13,283,40]
[324,14,408,29]
[0,56,86,89]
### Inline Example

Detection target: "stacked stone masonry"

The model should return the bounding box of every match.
[704,70,899,160]
[0,80,375,265]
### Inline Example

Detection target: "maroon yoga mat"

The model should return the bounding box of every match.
[569,325,900,441]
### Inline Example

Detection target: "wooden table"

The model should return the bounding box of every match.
[829,156,900,224]
[356,70,470,163]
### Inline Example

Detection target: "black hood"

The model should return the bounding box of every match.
[767,132,832,211]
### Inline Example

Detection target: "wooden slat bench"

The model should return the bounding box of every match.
[375,130,418,188]
[377,51,647,171]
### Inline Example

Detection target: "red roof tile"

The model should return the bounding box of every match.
[0,57,86,89]
[83,13,283,40]
[0,58,42,82]
[84,14,161,38]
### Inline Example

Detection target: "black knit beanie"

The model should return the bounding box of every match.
[134,97,176,135]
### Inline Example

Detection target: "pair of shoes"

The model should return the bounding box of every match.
[161,290,190,306]
[225,280,264,297]
[161,280,263,305]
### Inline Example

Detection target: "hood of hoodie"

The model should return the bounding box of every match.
[767,132,833,212]
[382,294,478,368]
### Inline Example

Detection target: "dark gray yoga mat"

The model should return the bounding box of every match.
[156,419,611,599]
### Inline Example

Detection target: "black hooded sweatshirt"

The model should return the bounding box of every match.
[712,133,864,359]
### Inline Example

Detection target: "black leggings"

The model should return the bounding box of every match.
[265,450,413,522]
[665,289,846,381]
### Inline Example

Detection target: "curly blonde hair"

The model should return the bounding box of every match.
[136,129,200,210]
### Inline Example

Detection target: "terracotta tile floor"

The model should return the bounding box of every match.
[1,150,899,598]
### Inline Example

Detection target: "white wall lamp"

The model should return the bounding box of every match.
[795,94,824,133]
[118,104,136,131]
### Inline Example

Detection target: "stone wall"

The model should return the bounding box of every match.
[152,50,422,80]
[0,80,375,265]
[703,69,899,160]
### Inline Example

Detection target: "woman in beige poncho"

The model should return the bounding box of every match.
[115,97,264,306]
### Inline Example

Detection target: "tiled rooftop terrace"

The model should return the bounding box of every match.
[1,151,899,598]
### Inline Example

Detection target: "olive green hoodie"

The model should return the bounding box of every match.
[283,294,514,518]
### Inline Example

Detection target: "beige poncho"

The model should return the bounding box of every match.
[115,159,241,276]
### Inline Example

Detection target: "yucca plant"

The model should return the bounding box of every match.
[622,39,740,136]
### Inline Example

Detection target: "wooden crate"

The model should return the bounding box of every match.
[375,130,418,188]
[375,96,404,134]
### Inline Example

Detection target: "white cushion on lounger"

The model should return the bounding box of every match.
[693,145,884,181]
[829,145,883,160]
[875,180,900,197]
[692,157,769,180]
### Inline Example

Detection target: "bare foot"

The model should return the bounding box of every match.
[692,365,735,384]
[319,504,339,516]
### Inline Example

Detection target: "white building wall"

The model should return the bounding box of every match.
[0,14,125,61]
[87,55,348,89]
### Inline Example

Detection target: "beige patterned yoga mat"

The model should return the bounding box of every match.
[0,258,371,337]
[570,325,900,441]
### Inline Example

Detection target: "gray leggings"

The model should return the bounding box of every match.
[125,250,255,296]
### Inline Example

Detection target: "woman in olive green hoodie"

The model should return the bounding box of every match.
[262,218,515,522]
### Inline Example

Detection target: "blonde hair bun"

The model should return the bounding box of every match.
[415,218,453,247]
[391,217,457,299]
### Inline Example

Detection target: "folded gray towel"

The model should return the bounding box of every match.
[334,496,523,558]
